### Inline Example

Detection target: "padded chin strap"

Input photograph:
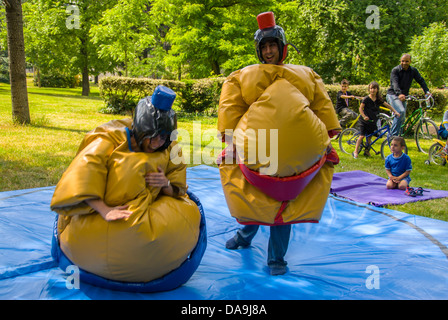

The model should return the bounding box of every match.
[278,43,300,64]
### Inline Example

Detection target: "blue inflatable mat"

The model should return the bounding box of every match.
[1,165,448,300]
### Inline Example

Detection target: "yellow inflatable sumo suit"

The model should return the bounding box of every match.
[218,63,341,226]
[51,118,201,283]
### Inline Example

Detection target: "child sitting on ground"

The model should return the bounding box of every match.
[385,136,412,190]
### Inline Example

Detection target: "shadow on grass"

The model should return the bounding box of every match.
[28,90,102,100]
[30,123,90,134]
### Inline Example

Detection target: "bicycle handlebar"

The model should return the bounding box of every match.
[405,94,434,108]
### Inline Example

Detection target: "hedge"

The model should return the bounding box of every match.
[98,76,225,115]
[33,73,81,88]
[99,76,448,117]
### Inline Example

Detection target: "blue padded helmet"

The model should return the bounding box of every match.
[132,86,177,151]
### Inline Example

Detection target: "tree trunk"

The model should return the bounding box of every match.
[5,0,30,124]
[82,64,89,96]
[211,60,220,76]
[80,36,90,96]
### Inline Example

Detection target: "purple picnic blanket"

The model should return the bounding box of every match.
[330,170,448,207]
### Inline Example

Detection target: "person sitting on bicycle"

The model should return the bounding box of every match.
[335,79,361,129]
[439,109,448,155]
[386,54,431,137]
[353,81,400,158]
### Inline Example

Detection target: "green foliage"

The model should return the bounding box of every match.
[276,0,448,85]
[180,77,225,114]
[22,1,79,80]
[98,76,225,115]
[98,76,184,114]
[22,0,118,90]
[7,0,448,87]
[90,0,161,78]
[0,50,9,83]
[151,0,272,79]
[410,22,448,88]
[34,73,81,88]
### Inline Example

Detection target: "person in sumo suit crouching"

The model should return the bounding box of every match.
[51,85,203,285]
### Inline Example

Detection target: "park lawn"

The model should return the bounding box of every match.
[1,80,447,221]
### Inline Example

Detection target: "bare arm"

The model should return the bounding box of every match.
[359,103,368,121]
[85,198,132,221]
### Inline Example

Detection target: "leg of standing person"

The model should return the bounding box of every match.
[226,224,259,249]
[387,94,406,137]
[339,108,358,128]
[267,224,291,275]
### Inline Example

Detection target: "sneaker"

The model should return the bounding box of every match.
[405,186,417,197]
[415,187,428,196]
[352,152,358,159]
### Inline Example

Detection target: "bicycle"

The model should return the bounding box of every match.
[424,121,448,166]
[334,97,391,144]
[425,139,447,166]
[331,97,362,142]
[396,95,438,154]
[339,113,407,160]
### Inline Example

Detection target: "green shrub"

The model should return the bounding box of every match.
[180,78,225,115]
[98,76,225,115]
[0,52,9,84]
[99,77,185,115]
[34,73,80,88]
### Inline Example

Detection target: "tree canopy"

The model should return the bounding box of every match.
[2,0,448,86]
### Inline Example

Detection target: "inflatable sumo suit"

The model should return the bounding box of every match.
[218,13,341,226]
[50,86,206,292]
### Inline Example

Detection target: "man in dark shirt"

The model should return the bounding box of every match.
[386,54,431,136]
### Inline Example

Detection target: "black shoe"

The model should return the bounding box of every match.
[225,235,250,250]
[225,237,239,249]
[269,264,287,276]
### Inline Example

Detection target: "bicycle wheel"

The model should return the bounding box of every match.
[415,119,439,154]
[381,139,408,160]
[428,143,447,166]
[377,113,392,129]
[339,128,359,154]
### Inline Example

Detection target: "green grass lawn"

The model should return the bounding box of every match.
[1,80,447,221]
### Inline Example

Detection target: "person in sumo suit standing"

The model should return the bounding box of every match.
[218,12,341,275]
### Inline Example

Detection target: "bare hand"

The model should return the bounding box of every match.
[389,176,401,184]
[101,205,133,221]
[85,198,132,222]
[145,166,170,188]
[398,94,406,102]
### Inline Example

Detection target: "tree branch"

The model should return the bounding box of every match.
[3,0,12,9]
